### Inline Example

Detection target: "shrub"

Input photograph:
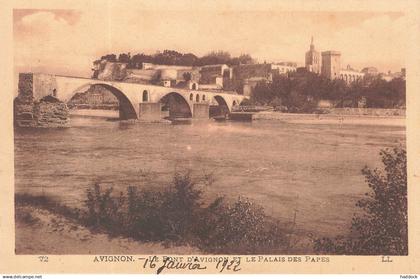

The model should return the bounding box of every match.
[195,196,288,254]
[79,172,289,254]
[122,172,203,242]
[84,184,126,234]
[16,172,291,254]
[314,146,407,255]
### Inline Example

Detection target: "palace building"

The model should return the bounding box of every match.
[305,37,321,74]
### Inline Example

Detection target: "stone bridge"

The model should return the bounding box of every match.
[21,73,247,120]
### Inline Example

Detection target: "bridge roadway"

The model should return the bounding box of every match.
[26,73,247,120]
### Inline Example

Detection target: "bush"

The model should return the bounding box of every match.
[314,146,407,255]
[195,196,287,254]
[16,172,292,254]
[84,184,126,234]
[80,172,289,254]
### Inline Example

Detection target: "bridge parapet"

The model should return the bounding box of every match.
[17,72,248,121]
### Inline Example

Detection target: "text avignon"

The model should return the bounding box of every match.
[93,256,135,262]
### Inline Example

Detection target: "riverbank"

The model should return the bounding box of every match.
[14,180,313,255]
[15,203,199,254]
[69,109,119,118]
[253,111,405,127]
[68,108,405,127]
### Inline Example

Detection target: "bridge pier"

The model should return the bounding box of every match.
[192,103,209,119]
[138,102,162,121]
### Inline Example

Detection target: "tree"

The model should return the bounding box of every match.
[314,146,407,255]
[129,53,153,69]
[237,54,255,65]
[154,50,183,65]
[118,53,131,63]
[251,80,273,105]
[183,72,192,81]
[196,51,232,66]
[179,53,198,66]
[100,54,117,62]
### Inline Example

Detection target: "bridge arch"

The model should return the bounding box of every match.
[159,92,192,119]
[209,95,230,118]
[67,83,138,120]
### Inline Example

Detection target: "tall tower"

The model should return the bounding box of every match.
[305,36,321,74]
[321,51,341,80]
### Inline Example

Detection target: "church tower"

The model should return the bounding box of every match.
[305,36,321,74]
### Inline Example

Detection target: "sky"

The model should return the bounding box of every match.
[13,7,407,78]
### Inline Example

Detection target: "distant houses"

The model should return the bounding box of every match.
[91,39,405,101]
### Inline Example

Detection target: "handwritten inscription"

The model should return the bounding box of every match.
[91,255,329,273]
[215,257,241,272]
[139,256,207,274]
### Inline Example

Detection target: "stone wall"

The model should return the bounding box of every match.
[14,95,36,127]
[33,97,70,127]
[14,96,70,128]
[199,65,223,84]
[14,73,70,128]
[232,64,272,80]
[327,108,405,117]
[18,73,33,97]
[33,73,58,99]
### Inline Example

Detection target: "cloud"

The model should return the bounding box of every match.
[14,10,108,77]
[14,9,406,79]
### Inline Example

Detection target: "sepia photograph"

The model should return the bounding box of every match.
[12,5,408,256]
[1,0,419,275]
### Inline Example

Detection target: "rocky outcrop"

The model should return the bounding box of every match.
[14,95,70,128]
[97,61,127,81]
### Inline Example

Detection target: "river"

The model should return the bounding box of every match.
[14,115,405,238]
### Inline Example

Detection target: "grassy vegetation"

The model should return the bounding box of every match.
[16,172,292,254]
[15,193,81,222]
[16,147,407,255]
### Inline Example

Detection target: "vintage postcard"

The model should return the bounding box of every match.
[1,0,420,275]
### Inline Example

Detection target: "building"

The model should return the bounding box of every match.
[339,65,364,84]
[231,64,273,96]
[321,51,341,80]
[361,67,379,77]
[305,37,322,74]
[198,64,232,90]
[381,68,406,81]
[271,62,297,75]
